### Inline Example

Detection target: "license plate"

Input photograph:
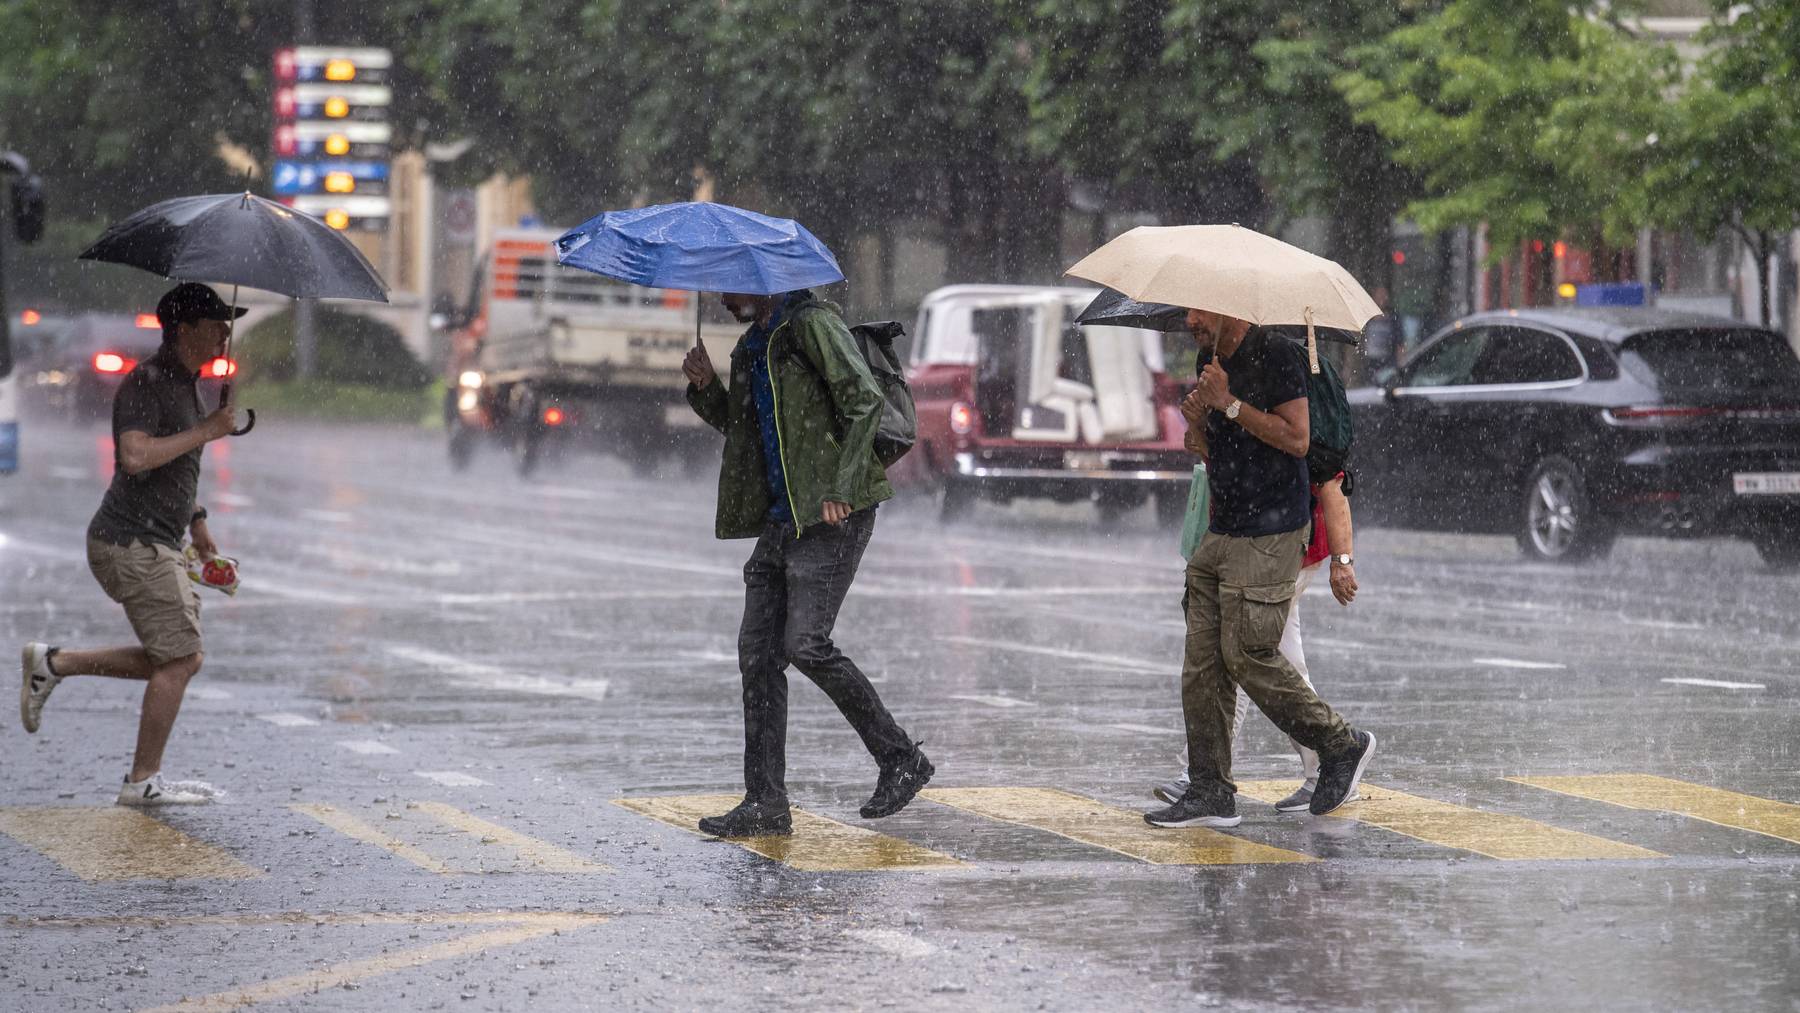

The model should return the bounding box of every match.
[1732,472,1800,495]
[1064,450,1107,471]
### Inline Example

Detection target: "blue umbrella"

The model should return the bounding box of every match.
[554,202,843,346]
[554,201,843,295]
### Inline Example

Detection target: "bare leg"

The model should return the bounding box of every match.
[129,652,202,783]
[49,647,155,681]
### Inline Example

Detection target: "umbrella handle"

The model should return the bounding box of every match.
[230,409,256,437]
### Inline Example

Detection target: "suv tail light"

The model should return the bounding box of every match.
[1605,405,1800,426]
[542,406,565,426]
[949,401,975,435]
[92,352,135,374]
[205,357,238,378]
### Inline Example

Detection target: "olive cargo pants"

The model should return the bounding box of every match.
[1181,526,1357,802]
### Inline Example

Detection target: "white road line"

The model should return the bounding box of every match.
[1307,637,1370,650]
[861,584,1166,599]
[337,739,401,755]
[301,509,357,524]
[186,687,233,701]
[415,770,490,787]
[251,579,368,606]
[1472,658,1568,670]
[939,635,1167,675]
[213,492,255,509]
[1661,677,1765,690]
[1622,617,1707,631]
[1108,723,1178,735]
[846,928,938,958]
[386,645,610,703]
[948,694,1036,709]
[49,466,90,481]
[256,712,319,727]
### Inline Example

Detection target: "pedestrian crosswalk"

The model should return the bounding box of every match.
[0,774,1794,882]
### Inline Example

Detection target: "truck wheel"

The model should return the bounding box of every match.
[1753,534,1800,573]
[939,478,975,523]
[1517,456,1613,562]
[447,421,477,471]
[513,424,541,478]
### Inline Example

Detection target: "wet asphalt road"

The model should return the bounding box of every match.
[1,417,1797,1012]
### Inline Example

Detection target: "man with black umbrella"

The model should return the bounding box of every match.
[20,283,241,806]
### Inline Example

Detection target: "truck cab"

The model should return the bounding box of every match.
[890,285,1195,523]
[445,227,738,476]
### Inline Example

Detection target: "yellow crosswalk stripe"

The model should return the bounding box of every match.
[613,794,965,872]
[291,804,456,875]
[920,787,1314,865]
[1236,781,1663,860]
[409,801,611,873]
[0,807,259,881]
[1508,774,1800,846]
[138,912,605,1013]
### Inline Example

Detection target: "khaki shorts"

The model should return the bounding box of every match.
[87,537,202,666]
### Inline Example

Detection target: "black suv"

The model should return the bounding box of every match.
[1349,308,1800,570]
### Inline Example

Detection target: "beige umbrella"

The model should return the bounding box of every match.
[1065,223,1381,373]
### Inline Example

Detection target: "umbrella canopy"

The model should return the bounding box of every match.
[553,201,844,295]
[1065,224,1379,333]
[79,192,389,302]
[1076,286,1362,345]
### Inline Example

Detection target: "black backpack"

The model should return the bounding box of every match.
[847,321,918,467]
[786,317,918,467]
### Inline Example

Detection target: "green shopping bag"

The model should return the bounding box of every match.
[1179,463,1210,560]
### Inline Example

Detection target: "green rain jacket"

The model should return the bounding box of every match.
[687,293,894,539]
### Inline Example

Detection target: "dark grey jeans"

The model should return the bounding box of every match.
[738,506,913,804]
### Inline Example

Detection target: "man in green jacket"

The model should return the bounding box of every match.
[681,288,932,838]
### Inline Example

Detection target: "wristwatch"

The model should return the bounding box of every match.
[1331,553,1353,566]
[1224,399,1242,421]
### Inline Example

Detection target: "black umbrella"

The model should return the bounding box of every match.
[1076,286,1363,345]
[79,192,391,434]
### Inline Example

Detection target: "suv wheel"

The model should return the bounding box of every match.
[1517,456,1613,562]
[1752,533,1800,573]
[939,478,975,523]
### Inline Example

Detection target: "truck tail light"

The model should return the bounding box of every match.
[542,406,565,426]
[949,401,975,435]
[206,357,237,378]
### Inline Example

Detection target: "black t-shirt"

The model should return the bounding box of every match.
[1201,328,1311,537]
[88,346,205,550]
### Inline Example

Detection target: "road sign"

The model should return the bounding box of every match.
[272,45,393,231]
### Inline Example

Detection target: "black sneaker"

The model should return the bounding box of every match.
[860,745,934,819]
[1310,730,1377,816]
[1144,791,1241,828]
[697,798,792,838]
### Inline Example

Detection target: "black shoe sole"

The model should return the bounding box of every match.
[697,820,793,839]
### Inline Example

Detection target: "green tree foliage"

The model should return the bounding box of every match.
[238,305,430,388]
[1641,1,1800,325]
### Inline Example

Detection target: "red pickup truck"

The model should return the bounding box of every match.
[887,285,1196,523]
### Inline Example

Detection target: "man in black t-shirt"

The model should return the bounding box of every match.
[1145,309,1377,829]
[20,283,240,807]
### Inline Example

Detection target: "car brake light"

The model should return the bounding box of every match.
[135,313,160,329]
[206,357,238,378]
[1603,406,1725,425]
[93,352,135,374]
[20,309,40,326]
[949,401,975,435]
[542,406,565,426]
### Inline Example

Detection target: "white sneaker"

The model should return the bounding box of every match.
[20,642,61,734]
[117,773,216,806]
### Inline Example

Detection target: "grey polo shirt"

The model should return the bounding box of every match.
[88,345,205,550]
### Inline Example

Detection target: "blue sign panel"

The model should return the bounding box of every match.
[271,160,390,196]
[1574,282,1648,307]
